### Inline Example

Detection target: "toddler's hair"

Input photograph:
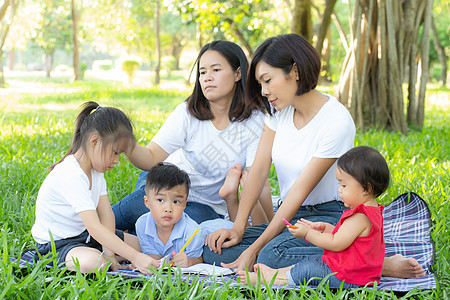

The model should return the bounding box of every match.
[50,101,136,170]
[337,146,390,197]
[145,163,191,197]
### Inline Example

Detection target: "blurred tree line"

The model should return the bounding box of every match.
[0,0,448,132]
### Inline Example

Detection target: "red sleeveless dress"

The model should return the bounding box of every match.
[322,204,385,285]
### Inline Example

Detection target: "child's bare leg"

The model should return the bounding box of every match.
[382,254,426,278]
[238,263,292,285]
[219,164,242,221]
[65,247,108,273]
[250,202,268,225]
[238,170,273,225]
[251,178,274,225]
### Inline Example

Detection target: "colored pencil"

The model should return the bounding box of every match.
[282,218,298,229]
[179,228,199,253]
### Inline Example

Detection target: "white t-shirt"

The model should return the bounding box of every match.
[265,95,355,206]
[152,102,265,215]
[32,155,107,244]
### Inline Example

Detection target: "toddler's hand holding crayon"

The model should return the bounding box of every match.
[287,222,310,239]
[297,218,327,233]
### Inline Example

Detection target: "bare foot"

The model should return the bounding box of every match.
[239,170,248,189]
[382,254,426,278]
[238,263,290,285]
[219,163,242,201]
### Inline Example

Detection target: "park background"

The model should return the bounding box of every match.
[0,0,449,298]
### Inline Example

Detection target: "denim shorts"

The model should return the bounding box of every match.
[35,229,124,267]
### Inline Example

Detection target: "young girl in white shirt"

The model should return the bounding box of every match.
[31,102,159,273]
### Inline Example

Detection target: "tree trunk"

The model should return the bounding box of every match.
[71,0,81,81]
[415,0,433,128]
[0,0,17,88]
[196,21,202,51]
[44,50,55,78]
[291,0,312,42]
[0,1,10,21]
[315,0,337,56]
[7,49,14,71]
[431,17,447,87]
[331,13,348,52]
[225,18,253,57]
[319,30,331,83]
[338,0,432,133]
[0,47,4,88]
[154,0,161,86]
[172,35,183,70]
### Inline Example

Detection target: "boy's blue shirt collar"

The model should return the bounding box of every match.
[144,211,187,252]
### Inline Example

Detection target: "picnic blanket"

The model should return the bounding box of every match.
[11,192,437,291]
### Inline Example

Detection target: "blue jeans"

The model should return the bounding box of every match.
[203,200,346,268]
[112,171,223,231]
[287,255,363,288]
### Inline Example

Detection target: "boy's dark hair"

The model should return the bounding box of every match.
[145,163,191,197]
[337,146,390,198]
[187,40,263,122]
[50,101,136,170]
[247,34,321,115]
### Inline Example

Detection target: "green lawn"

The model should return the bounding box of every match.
[0,76,448,298]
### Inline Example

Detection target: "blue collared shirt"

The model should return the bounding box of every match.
[136,212,206,258]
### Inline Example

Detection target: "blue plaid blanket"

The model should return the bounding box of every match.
[11,192,436,291]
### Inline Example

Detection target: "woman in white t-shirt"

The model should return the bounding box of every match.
[204,34,426,280]
[113,41,273,231]
[32,102,159,274]
[204,33,354,270]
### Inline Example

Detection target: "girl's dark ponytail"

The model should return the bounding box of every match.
[49,101,135,170]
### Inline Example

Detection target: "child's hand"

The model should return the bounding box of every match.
[132,252,160,274]
[170,251,188,268]
[288,223,309,239]
[297,218,326,233]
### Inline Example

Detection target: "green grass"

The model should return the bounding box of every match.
[0,77,448,298]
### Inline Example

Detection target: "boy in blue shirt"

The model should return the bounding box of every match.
[136,163,206,267]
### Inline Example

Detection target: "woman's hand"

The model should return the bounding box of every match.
[221,248,257,271]
[204,228,243,254]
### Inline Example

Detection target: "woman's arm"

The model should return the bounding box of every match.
[233,126,276,233]
[125,141,169,171]
[205,125,275,252]
[223,156,337,271]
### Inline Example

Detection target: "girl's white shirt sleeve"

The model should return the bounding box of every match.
[31,155,106,244]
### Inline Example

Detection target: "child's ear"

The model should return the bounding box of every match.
[89,134,100,147]
[144,195,151,210]
[364,184,373,196]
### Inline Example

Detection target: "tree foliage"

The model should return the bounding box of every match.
[169,0,273,56]
[31,0,72,77]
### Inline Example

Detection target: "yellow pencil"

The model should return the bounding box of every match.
[179,228,199,253]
